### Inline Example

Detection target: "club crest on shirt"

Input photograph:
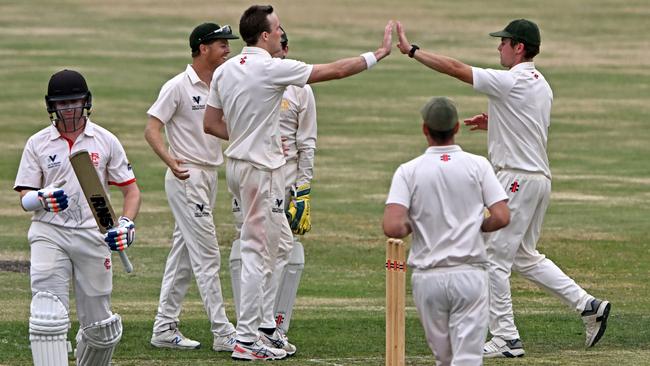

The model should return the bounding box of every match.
[104,257,111,270]
[272,198,284,213]
[90,152,100,167]
[232,198,241,213]
[191,95,206,111]
[47,154,61,169]
[194,203,210,217]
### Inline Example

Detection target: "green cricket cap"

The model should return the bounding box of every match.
[489,19,541,46]
[190,23,239,51]
[421,97,458,132]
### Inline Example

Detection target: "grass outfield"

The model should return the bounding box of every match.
[1,0,650,365]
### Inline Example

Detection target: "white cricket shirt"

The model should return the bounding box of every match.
[386,145,508,270]
[278,84,317,185]
[207,46,313,170]
[14,121,136,229]
[472,62,553,178]
[148,64,224,167]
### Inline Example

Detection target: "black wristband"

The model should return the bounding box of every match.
[408,44,420,58]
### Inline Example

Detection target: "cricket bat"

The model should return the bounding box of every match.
[69,150,133,273]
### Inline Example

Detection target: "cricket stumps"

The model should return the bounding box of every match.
[386,238,406,366]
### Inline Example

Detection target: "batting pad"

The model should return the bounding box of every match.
[75,313,122,366]
[274,240,305,333]
[29,291,71,366]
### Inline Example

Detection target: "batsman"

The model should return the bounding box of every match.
[230,26,316,348]
[14,69,141,366]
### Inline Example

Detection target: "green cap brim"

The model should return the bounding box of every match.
[489,30,513,38]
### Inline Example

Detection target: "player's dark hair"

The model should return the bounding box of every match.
[426,126,455,144]
[191,39,222,58]
[510,39,539,60]
[239,5,274,46]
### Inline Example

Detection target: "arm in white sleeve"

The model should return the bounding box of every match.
[295,86,317,186]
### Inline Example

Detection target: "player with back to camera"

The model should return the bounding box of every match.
[229,26,317,350]
[383,96,510,366]
[144,22,240,352]
[395,19,611,357]
[14,69,141,366]
[203,4,393,361]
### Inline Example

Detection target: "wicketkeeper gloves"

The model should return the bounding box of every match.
[105,216,135,251]
[286,183,312,235]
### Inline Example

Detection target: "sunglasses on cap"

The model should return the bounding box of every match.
[198,25,232,43]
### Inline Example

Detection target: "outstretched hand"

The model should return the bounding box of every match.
[464,113,488,131]
[396,21,412,55]
[376,20,394,60]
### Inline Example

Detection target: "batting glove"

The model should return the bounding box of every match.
[22,185,69,213]
[105,216,135,252]
[286,183,312,235]
[38,187,69,212]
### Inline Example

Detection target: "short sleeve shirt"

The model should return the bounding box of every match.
[14,121,136,229]
[472,62,553,178]
[207,47,313,170]
[386,145,507,270]
[147,64,224,167]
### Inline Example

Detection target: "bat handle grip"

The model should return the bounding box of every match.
[119,251,133,273]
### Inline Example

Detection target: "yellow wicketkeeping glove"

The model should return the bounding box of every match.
[286,183,311,235]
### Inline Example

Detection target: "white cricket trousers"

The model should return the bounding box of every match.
[227,159,292,342]
[412,265,488,366]
[153,165,235,336]
[486,170,592,340]
[29,221,112,327]
[260,160,297,329]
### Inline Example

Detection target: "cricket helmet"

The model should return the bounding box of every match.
[45,69,92,115]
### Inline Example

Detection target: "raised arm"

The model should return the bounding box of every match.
[396,21,473,85]
[307,20,393,84]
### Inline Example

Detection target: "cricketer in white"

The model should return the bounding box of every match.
[384,97,510,366]
[204,4,393,361]
[229,26,316,346]
[144,22,239,352]
[15,69,141,366]
[396,18,611,358]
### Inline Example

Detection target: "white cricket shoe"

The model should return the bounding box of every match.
[582,298,611,347]
[150,326,201,350]
[261,328,297,356]
[231,339,287,361]
[483,336,525,358]
[213,331,237,352]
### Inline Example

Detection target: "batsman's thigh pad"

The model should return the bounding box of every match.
[230,239,242,317]
[274,240,305,332]
[30,291,71,366]
[75,313,122,366]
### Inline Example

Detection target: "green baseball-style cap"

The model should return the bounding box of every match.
[190,23,239,51]
[420,97,458,132]
[489,19,541,46]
